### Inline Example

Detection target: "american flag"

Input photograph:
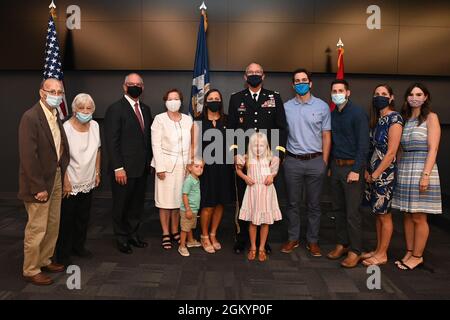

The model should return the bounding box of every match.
[43,11,68,119]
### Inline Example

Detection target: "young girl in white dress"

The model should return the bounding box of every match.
[236,132,282,262]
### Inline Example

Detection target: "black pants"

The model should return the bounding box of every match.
[330,162,364,254]
[55,191,93,265]
[111,172,148,244]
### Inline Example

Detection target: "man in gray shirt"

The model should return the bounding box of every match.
[281,68,331,257]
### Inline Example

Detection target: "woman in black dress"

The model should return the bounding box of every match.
[192,89,233,253]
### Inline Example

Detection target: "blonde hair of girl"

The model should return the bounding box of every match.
[247,132,272,166]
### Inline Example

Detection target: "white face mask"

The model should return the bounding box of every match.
[166,99,181,112]
[331,93,347,106]
[46,94,63,109]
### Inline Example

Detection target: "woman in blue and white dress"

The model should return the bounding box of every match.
[363,84,403,266]
[392,83,442,271]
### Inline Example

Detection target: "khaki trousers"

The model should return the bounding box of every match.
[23,168,62,277]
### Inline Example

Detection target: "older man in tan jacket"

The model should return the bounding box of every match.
[18,78,70,285]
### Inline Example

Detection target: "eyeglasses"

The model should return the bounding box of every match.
[42,89,65,96]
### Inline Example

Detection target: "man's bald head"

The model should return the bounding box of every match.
[40,78,63,91]
[124,73,144,86]
[245,63,264,75]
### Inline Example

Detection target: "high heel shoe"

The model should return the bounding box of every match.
[209,233,221,250]
[200,235,215,254]
[397,255,424,271]
[394,249,413,266]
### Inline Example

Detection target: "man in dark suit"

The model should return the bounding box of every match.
[228,63,288,254]
[104,73,153,254]
[18,78,70,285]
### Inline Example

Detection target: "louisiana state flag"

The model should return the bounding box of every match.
[189,9,210,118]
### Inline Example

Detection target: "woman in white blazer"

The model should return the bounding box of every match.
[151,89,193,250]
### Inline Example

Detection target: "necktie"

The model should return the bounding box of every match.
[252,93,258,102]
[134,102,144,131]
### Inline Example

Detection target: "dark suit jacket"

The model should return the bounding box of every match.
[18,102,70,202]
[104,96,153,178]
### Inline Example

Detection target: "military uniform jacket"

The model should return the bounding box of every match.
[228,88,287,157]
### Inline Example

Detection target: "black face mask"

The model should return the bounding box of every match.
[206,101,222,113]
[127,86,142,99]
[246,75,263,88]
[373,96,390,111]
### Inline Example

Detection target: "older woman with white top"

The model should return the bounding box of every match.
[151,89,193,250]
[55,93,101,266]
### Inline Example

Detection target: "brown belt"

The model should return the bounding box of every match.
[335,159,355,166]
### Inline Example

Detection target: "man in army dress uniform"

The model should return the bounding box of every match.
[228,62,288,254]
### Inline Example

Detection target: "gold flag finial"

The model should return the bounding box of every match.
[337,38,344,48]
[199,1,208,31]
[49,1,57,19]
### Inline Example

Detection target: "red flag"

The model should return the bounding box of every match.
[329,44,345,112]
[336,47,344,80]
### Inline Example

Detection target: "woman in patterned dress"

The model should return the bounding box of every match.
[392,83,442,270]
[362,84,403,266]
[235,132,282,262]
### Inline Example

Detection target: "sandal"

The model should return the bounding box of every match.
[397,255,424,271]
[394,249,412,266]
[258,250,267,262]
[247,249,256,261]
[361,251,376,260]
[362,256,387,266]
[200,235,215,254]
[171,232,181,244]
[209,233,221,251]
[162,234,172,250]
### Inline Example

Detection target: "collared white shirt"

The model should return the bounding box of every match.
[124,94,144,127]
[40,100,61,161]
[248,88,261,102]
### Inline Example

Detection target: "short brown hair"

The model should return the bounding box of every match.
[163,88,184,103]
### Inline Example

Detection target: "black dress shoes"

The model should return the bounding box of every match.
[233,241,245,254]
[117,241,133,254]
[128,237,148,248]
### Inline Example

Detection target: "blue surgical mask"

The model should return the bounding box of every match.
[331,93,347,106]
[76,112,93,124]
[46,94,63,108]
[294,83,310,96]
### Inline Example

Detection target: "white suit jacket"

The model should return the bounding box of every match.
[151,112,193,173]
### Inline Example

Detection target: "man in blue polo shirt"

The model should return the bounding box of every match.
[281,68,331,257]
[327,79,369,268]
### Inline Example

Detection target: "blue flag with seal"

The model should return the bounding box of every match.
[189,3,210,118]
